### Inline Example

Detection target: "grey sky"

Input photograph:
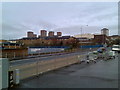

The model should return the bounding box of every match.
[2,2,118,40]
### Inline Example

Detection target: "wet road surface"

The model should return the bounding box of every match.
[14,54,118,88]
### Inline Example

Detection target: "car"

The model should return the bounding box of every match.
[112,45,120,53]
[108,51,115,59]
[86,60,90,64]
[78,59,85,64]
[87,51,98,60]
[86,59,96,64]
[77,55,86,64]
[97,47,106,53]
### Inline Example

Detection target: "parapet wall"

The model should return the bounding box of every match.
[10,55,84,80]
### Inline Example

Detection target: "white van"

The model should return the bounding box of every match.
[112,45,120,52]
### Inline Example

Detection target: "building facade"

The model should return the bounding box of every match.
[48,31,54,37]
[101,28,109,36]
[33,34,37,38]
[27,31,34,38]
[57,32,62,36]
[41,30,47,37]
[93,34,107,44]
[27,31,37,38]
[74,33,94,39]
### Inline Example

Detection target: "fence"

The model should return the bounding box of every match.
[1,48,77,60]
[1,49,28,60]
[29,46,69,48]
[28,48,66,54]
[80,45,103,48]
[9,55,84,80]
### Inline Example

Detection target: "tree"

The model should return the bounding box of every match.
[109,38,120,46]
[113,38,120,45]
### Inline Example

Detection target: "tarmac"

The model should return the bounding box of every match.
[13,54,118,88]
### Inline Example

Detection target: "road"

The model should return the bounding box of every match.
[10,49,90,66]
[10,48,96,80]
[14,53,118,88]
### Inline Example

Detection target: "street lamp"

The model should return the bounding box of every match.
[80,25,88,49]
[80,25,88,36]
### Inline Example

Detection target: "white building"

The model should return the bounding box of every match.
[74,33,94,39]
[101,28,109,36]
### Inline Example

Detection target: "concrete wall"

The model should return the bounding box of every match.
[9,55,84,80]
[0,58,9,89]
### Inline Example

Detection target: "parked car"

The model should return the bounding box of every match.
[86,60,90,64]
[97,47,106,53]
[108,51,116,59]
[78,55,86,64]
[112,45,120,53]
[86,52,97,64]
[103,51,115,60]
[87,51,98,60]
[86,59,96,64]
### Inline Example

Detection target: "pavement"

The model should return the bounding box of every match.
[13,52,119,88]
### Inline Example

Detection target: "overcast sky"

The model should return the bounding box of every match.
[2,2,118,40]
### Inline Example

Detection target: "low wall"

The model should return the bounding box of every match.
[9,55,84,80]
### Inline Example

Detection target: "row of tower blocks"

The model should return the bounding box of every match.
[27,30,62,38]
[27,28,109,38]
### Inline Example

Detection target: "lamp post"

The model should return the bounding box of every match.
[80,25,88,50]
